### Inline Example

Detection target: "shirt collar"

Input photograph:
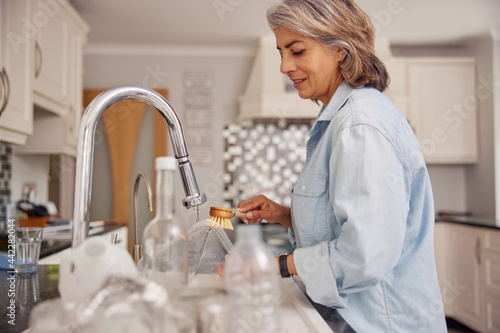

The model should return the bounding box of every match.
[316,81,357,122]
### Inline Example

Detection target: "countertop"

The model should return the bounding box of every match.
[38,225,124,259]
[0,224,125,332]
[0,265,59,333]
[0,224,124,260]
[0,265,340,333]
[435,215,500,230]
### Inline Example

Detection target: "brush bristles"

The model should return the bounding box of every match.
[208,216,234,230]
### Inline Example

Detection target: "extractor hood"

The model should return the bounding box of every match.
[239,34,320,120]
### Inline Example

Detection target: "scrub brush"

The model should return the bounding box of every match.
[208,207,247,230]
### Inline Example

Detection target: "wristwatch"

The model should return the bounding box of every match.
[279,253,291,278]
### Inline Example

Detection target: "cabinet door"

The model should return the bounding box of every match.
[65,17,85,147]
[407,59,477,164]
[483,229,500,333]
[0,0,34,145]
[449,224,483,331]
[434,223,453,316]
[33,0,70,109]
[14,2,88,156]
[483,253,500,332]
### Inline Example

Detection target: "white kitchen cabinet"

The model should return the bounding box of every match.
[448,223,483,331]
[65,12,86,148]
[32,0,70,112]
[406,58,477,164]
[0,0,34,145]
[434,223,452,315]
[436,222,500,332]
[15,0,88,156]
[483,228,500,333]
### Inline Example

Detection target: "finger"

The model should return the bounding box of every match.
[217,263,224,278]
[246,211,266,221]
[246,218,264,224]
[237,195,267,211]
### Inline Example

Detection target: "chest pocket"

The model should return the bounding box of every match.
[292,173,329,245]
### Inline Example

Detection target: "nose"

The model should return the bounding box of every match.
[280,54,295,74]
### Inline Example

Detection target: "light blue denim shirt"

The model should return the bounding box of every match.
[290,81,447,332]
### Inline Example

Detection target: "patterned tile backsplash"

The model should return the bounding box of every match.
[223,119,313,208]
[0,142,12,222]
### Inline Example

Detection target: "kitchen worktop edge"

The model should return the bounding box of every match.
[435,215,500,230]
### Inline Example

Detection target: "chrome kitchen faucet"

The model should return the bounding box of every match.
[71,86,207,249]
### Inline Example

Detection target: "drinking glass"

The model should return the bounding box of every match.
[14,227,43,274]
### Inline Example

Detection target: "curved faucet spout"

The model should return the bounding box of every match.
[72,86,207,249]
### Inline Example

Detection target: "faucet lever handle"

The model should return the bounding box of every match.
[109,233,118,245]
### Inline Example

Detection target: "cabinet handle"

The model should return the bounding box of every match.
[34,42,43,79]
[68,106,75,133]
[474,237,481,265]
[0,68,11,116]
[0,69,5,117]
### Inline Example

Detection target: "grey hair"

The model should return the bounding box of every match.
[267,0,389,92]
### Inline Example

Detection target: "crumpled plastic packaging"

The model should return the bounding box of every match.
[187,219,234,277]
[30,275,173,333]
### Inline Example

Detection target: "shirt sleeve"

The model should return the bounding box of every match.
[293,124,411,307]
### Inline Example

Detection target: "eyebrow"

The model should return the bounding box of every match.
[277,40,301,50]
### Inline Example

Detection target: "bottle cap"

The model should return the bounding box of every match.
[235,224,263,242]
[155,156,177,170]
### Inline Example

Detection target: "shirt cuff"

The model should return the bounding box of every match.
[293,242,348,308]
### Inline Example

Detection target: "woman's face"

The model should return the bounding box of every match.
[274,27,344,106]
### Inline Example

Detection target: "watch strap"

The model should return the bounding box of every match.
[279,254,291,278]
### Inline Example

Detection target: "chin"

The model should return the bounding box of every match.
[298,91,311,100]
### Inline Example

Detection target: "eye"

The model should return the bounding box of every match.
[293,49,305,56]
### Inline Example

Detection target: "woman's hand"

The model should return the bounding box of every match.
[236,195,293,229]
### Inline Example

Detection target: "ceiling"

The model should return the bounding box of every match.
[69,0,500,49]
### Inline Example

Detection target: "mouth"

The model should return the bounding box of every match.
[292,79,305,88]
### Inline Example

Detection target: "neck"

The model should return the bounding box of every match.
[321,76,344,106]
[156,168,175,219]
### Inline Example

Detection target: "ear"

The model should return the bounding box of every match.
[336,48,346,61]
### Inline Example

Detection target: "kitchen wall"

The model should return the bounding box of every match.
[7,32,498,227]
[3,148,50,221]
[390,34,499,218]
[0,143,12,223]
[81,45,254,235]
[80,42,475,220]
[10,154,50,209]
[464,32,498,218]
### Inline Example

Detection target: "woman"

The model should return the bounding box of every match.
[236,0,447,332]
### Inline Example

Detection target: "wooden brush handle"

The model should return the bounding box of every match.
[233,210,247,219]
[210,206,247,219]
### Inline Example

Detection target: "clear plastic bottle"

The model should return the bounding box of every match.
[142,157,188,293]
[224,224,282,333]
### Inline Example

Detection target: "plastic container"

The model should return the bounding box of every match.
[142,157,188,293]
[187,219,233,278]
[224,224,282,332]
